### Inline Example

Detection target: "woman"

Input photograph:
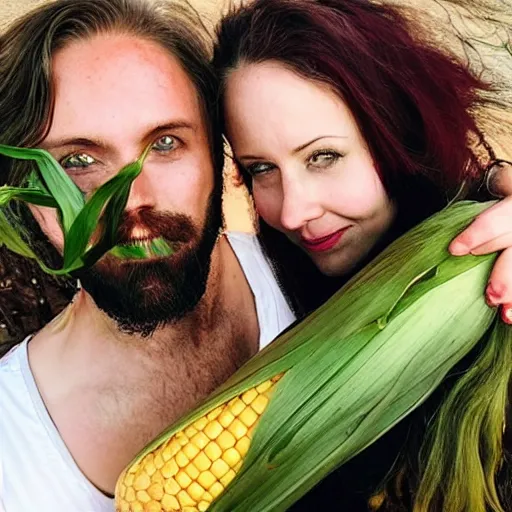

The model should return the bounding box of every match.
[213,0,512,510]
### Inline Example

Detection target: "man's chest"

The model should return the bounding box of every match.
[47,325,258,495]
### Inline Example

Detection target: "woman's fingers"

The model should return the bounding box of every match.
[449,196,512,256]
[486,248,512,326]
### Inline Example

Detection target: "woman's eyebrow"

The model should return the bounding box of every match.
[238,135,348,161]
[292,135,347,154]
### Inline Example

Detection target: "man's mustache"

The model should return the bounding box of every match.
[114,207,197,246]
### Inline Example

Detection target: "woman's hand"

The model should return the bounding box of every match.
[449,162,512,323]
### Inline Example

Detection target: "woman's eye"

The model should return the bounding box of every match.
[152,135,178,152]
[309,150,341,168]
[60,153,96,170]
[245,162,275,177]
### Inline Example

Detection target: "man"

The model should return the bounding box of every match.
[0,1,295,510]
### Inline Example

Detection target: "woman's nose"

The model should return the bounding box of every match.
[279,176,323,232]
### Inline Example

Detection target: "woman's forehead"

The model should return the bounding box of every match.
[224,61,360,154]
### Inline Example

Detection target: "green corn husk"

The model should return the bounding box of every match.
[0,144,173,275]
[116,200,507,512]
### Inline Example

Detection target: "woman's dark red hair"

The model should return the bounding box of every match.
[214,0,491,316]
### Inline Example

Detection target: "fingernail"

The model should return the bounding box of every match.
[449,241,469,256]
[501,307,512,324]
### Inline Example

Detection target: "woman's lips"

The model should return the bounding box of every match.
[300,227,351,253]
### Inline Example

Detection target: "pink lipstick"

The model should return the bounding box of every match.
[300,227,351,253]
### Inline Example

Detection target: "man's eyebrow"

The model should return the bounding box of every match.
[143,121,197,143]
[40,121,197,151]
[238,135,347,161]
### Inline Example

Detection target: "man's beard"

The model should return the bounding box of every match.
[73,193,222,337]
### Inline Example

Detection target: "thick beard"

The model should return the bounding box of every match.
[74,192,222,337]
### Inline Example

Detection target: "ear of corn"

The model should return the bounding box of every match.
[0,144,173,275]
[116,200,505,512]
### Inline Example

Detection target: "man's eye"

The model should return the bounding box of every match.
[152,135,177,152]
[60,153,96,170]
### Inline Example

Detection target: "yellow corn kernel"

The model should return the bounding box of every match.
[118,499,130,512]
[154,453,165,470]
[207,406,223,421]
[145,501,162,512]
[176,432,189,447]
[218,409,235,428]
[251,394,269,415]
[183,442,200,460]
[124,473,135,487]
[161,494,180,511]
[175,451,189,468]
[125,487,136,503]
[217,430,236,450]
[193,416,208,431]
[134,473,151,491]
[235,436,251,456]
[188,482,206,501]
[209,482,224,499]
[136,490,151,504]
[162,440,181,461]
[131,502,143,512]
[175,470,192,489]
[204,420,223,440]
[220,469,236,487]
[198,501,210,512]
[204,441,222,461]
[222,447,242,468]
[241,388,258,405]
[228,398,245,416]
[191,432,209,450]
[185,463,200,480]
[147,483,164,501]
[161,460,179,479]
[163,478,180,496]
[197,470,216,490]
[184,426,197,438]
[193,452,212,472]
[256,380,272,393]
[211,459,230,479]
[151,472,164,485]
[239,407,259,428]
[228,418,248,439]
[128,463,141,474]
[177,490,196,507]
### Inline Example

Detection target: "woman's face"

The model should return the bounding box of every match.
[224,61,396,276]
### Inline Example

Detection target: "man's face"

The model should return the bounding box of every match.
[33,33,221,335]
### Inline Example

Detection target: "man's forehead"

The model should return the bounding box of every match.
[45,33,202,142]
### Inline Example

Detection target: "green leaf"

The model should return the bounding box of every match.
[0,209,38,260]
[0,143,171,275]
[0,145,84,233]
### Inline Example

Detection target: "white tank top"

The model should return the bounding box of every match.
[0,232,295,511]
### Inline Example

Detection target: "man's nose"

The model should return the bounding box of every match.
[124,165,157,211]
[279,177,323,231]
